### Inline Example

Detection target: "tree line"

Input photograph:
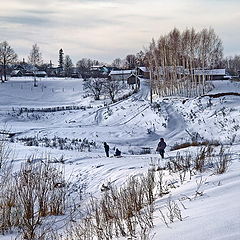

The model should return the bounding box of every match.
[144,27,224,97]
[0,41,145,82]
[1,27,239,84]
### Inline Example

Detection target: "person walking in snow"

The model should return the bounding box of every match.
[104,142,110,157]
[156,138,166,158]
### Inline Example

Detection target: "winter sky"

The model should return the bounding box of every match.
[1,0,239,65]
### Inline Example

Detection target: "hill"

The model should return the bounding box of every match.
[0,77,239,239]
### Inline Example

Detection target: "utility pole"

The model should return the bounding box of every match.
[150,69,153,103]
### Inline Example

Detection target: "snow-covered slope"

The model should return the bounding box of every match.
[0,77,239,239]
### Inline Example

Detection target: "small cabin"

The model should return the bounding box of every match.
[136,67,150,79]
[127,74,140,89]
[10,70,23,77]
[35,71,47,77]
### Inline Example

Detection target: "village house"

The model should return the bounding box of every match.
[193,69,227,80]
[127,74,140,89]
[35,71,47,77]
[136,67,150,79]
[109,69,136,81]
[152,66,227,81]
[10,70,23,77]
[11,62,38,77]
[90,65,107,72]
[90,65,114,75]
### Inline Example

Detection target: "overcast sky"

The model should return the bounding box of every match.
[1,0,239,65]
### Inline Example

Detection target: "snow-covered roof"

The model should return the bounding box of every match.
[193,69,226,76]
[35,71,47,75]
[109,70,135,75]
[91,65,106,69]
[137,67,149,72]
[127,73,141,79]
[16,63,38,72]
[11,70,22,75]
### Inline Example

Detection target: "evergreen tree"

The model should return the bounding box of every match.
[59,49,64,69]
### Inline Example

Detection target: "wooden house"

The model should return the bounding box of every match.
[10,70,23,77]
[127,74,140,88]
[109,70,135,81]
[136,67,150,79]
[35,71,47,77]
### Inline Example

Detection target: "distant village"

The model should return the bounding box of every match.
[8,55,238,85]
[9,59,151,87]
[1,27,240,97]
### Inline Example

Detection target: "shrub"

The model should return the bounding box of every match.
[214,146,231,174]
[0,155,66,239]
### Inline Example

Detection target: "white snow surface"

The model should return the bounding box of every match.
[0,77,240,239]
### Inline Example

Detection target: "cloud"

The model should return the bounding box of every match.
[0,0,239,64]
[0,15,52,26]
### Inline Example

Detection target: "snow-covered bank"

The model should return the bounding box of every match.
[0,78,239,239]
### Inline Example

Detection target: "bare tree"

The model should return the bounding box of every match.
[84,78,105,100]
[28,43,42,66]
[104,79,121,102]
[111,58,122,68]
[76,58,92,73]
[136,51,145,67]
[28,43,43,87]
[64,55,73,77]
[145,27,223,98]
[0,41,18,82]
[222,55,240,75]
[125,54,137,69]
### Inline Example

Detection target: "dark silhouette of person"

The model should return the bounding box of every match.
[156,138,167,158]
[114,148,121,157]
[104,142,110,157]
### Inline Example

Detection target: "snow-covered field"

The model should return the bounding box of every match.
[0,77,239,239]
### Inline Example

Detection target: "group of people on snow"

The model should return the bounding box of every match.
[103,138,166,158]
[104,142,121,157]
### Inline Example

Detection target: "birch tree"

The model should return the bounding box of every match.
[145,27,223,98]
[28,44,42,66]
[28,43,43,86]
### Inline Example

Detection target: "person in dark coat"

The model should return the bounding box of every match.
[104,142,110,157]
[156,138,166,158]
[114,148,121,157]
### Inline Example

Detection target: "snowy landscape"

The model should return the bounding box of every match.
[1,0,240,238]
[0,76,239,239]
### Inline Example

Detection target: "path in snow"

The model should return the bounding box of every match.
[93,79,151,126]
[161,101,187,141]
